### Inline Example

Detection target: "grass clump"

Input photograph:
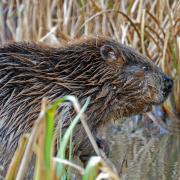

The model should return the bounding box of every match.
[5,96,119,180]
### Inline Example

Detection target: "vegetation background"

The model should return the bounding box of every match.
[0,0,180,179]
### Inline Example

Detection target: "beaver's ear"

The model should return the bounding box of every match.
[100,45,118,61]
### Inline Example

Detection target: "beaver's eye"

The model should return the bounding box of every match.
[143,66,149,71]
[100,45,117,61]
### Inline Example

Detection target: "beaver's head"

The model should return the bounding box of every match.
[98,39,173,118]
[67,38,173,119]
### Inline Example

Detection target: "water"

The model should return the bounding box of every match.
[101,109,180,180]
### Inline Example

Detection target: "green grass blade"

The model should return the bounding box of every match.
[82,156,101,180]
[56,96,90,177]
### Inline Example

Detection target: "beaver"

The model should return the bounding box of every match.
[0,37,173,176]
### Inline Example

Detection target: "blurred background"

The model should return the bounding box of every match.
[0,0,180,179]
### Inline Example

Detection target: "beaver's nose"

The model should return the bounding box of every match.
[164,76,173,90]
[163,75,173,96]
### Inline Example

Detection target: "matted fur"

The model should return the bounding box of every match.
[0,37,172,175]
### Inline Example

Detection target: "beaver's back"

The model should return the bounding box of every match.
[0,39,111,174]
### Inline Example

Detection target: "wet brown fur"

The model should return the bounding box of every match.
[0,37,172,176]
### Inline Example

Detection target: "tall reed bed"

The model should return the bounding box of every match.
[0,0,179,179]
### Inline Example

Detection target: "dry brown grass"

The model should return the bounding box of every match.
[0,0,180,179]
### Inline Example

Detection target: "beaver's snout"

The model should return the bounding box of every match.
[163,75,173,97]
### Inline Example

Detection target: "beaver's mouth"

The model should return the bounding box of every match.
[150,90,171,106]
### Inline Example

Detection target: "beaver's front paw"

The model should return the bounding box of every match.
[79,137,110,164]
[96,138,110,156]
